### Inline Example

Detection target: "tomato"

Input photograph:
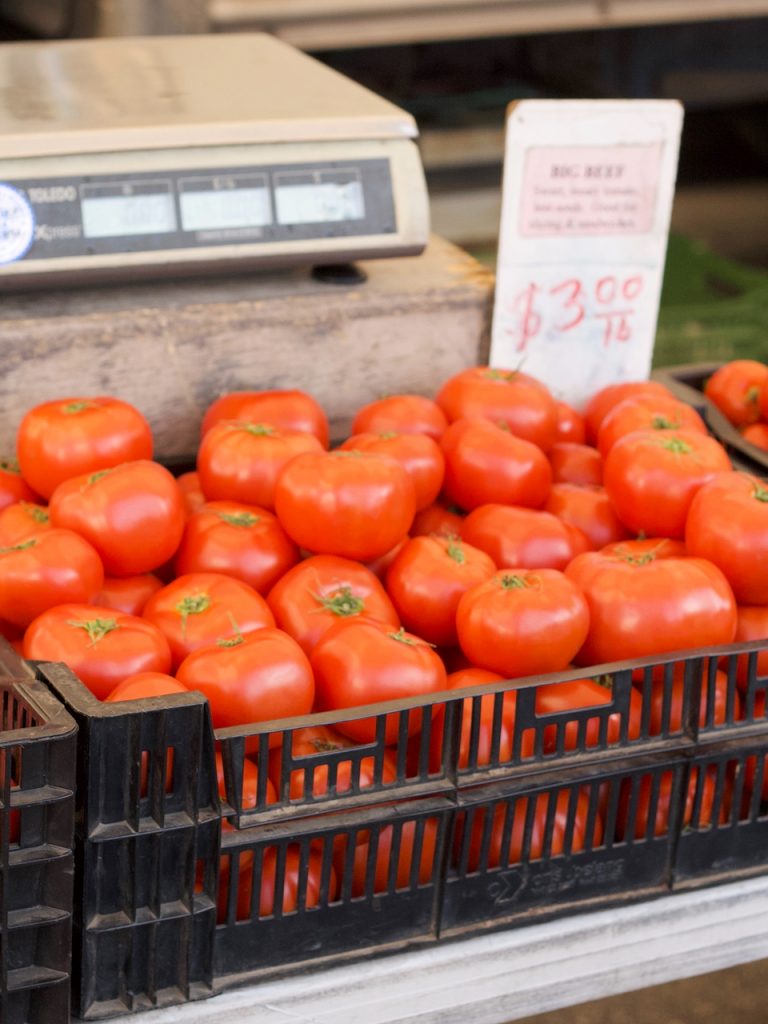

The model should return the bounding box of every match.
[385,536,495,646]
[0,530,104,628]
[599,537,686,560]
[704,360,768,428]
[456,569,589,678]
[274,451,416,561]
[642,664,735,734]
[686,473,768,604]
[201,389,329,448]
[49,460,185,576]
[436,367,558,452]
[267,555,398,656]
[460,789,597,872]
[565,551,737,666]
[548,443,602,486]
[338,432,444,511]
[729,605,768,688]
[311,619,446,743]
[597,394,707,457]
[0,502,51,545]
[24,604,171,701]
[554,402,586,444]
[0,459,38,512]
[617,769,717,839]
[604,429,732,539]
[544,484,630,550]
[17,397,152,500]
[225,844,332,921]
[174,500,299,594]
[105,672,189,702]
[410,500,465,539]
[94,574,163,616]
[197,421,323,511]
[460,504,581,571]
[0,618,21,642]
[175,629,314,733]
[334,817,440,896]
[215,751,276,810]
[144,572,275,669]
[352,394,448,442]
[176,471,206,517]
[268,724,398,801]
[364,536,409,581]
[584,380,671,445]
[741,423,768,452]
[440,418,551,511]
[536,676,643,752]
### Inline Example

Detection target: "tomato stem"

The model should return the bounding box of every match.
[87,469,113,485]
[483,369,518,382]
[241,423,278,437]
[499,574,529,590]
[67,617,120,647]
[21,502,49,524]
[387,627,434,647]
[176,593,211,640]
[0,458,22,475]
[446,539,466,565]
[313,587,365,617]
[746,385,761,407]
[217,510,260,528]
[752,482,768,503]
[63,401,97,415]
[377,431,398,440]
[217,612,245,647]
[651,415,680,430]
[0,538,37,555]
[594,674,614,691]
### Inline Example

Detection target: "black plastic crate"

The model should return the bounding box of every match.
[653,362,768,473]
[0,648,76,1024]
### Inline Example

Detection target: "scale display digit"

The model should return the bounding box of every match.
[179,174,272,232]
[274,169,365,225]
[80,180,176,239]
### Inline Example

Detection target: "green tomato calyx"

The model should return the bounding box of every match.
[217,510,260,528]
[68,617,120,646]
[314,586,365,617]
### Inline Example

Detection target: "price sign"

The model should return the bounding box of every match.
[490,101,683,408]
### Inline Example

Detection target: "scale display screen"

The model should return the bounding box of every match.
[0,159,394,265]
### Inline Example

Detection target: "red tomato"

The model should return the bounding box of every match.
[554,402,586,444]
[741,423,768,452]
[436,366,558,452]
[548,443,603,486]
[144,573,275,669]
[364,536,409,581]
[311,619,446,743]
[705,360,768,428]
[597,394,707,457]
[385,535,495,646]
[729,605,768,689]
[202,390,329,447]
[174,500,299,594]
[0,502,51,545]
[410,501,465,539]
[94,574,163,616]
[268,724,398,800]
[686,473,768,604]
[456,569,589,678]
[352,394,448,442]
[0,530,104,628]
[16,397,152,499]
[584,380,671,445]
[24,604,171,701]
[565,552,737,666]
[267,555,398,656]
[274,451,416,561]
[338,432,444,511]
[226,844,332,921]
[460,504,581,571]
[440,418,551,511]
[604,429,732,539]
[197,421,323,511]
[335,817,440,897]
[175,629,314,733]
[536,676,643,751]
[215,751,276,810]
[643,664,735,734]
[0,459,38,512]
[544,484,630,550]
[106,672,189,702]
[618,769,717,839]
[461,789,597,872]
[599,537,686,560]
[50,460,185,576]
[176,471,206,517]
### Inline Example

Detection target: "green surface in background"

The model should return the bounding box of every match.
[466,235,768,366]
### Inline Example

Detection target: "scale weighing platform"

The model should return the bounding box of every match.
[0,33,429,288]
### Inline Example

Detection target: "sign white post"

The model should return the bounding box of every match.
[490,100,683,409]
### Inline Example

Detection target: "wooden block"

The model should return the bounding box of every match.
[0,236,493,461]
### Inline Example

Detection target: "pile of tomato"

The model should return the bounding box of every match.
[2,365,767,914]
[704,358,768,452]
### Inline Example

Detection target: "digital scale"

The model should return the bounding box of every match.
[0,33,429,288]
